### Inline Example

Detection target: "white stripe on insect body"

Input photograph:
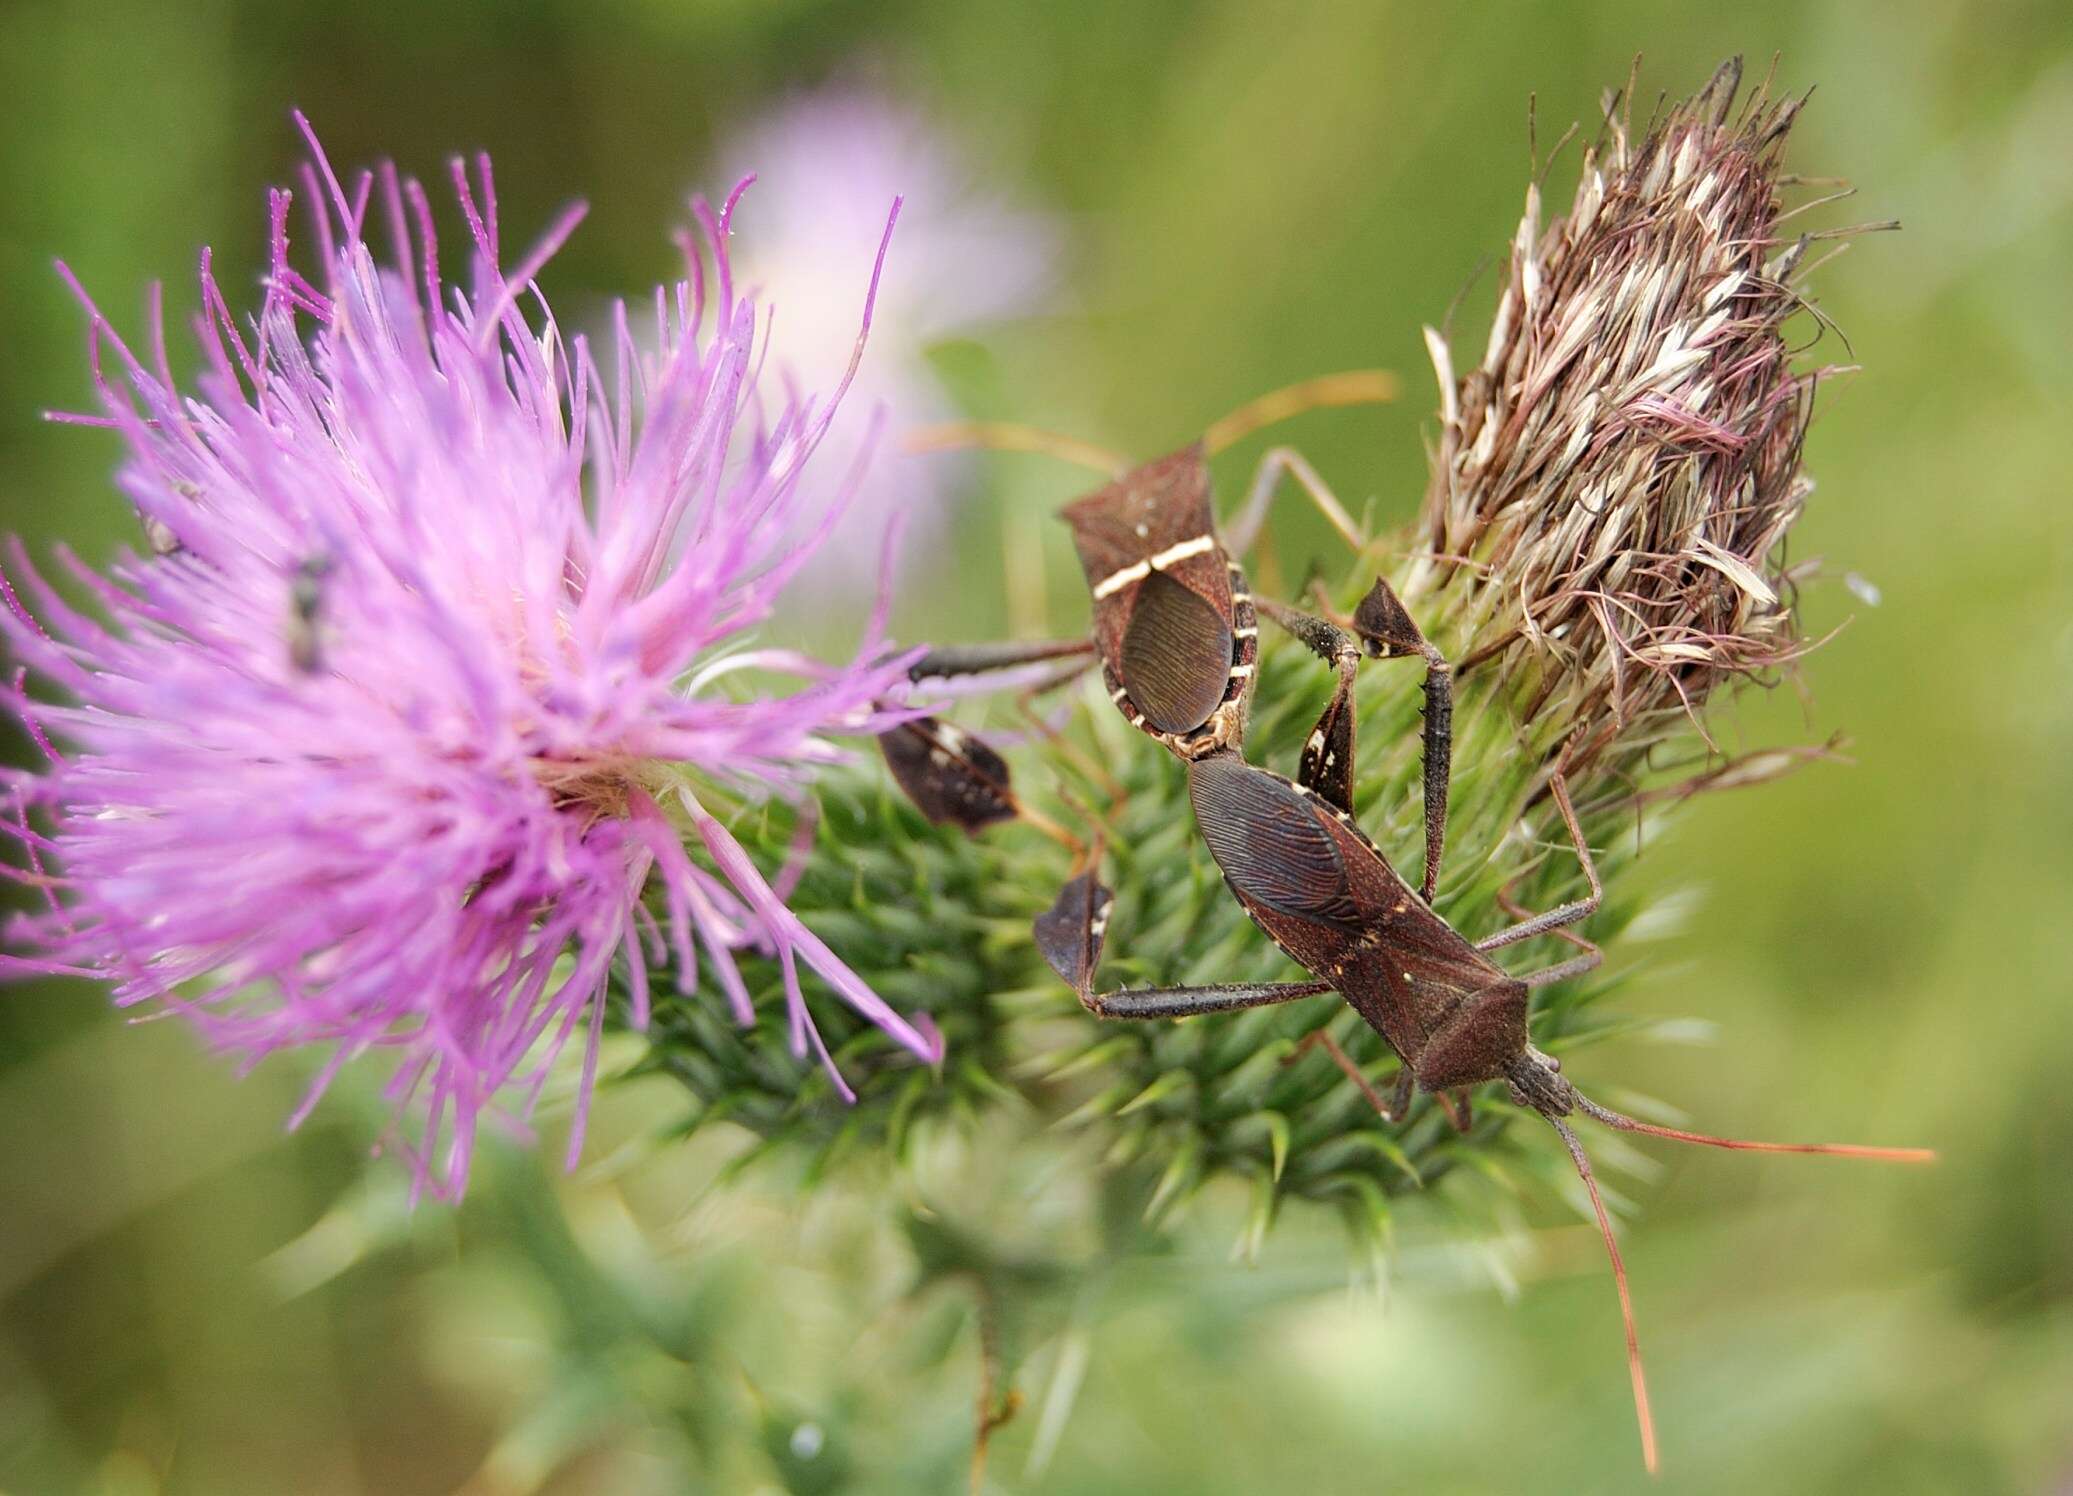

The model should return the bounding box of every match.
[1090,560,1150,599]
[1091,533,1218,599]
[1145,534,1217,570]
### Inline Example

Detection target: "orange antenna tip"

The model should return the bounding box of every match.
[1575,1100,1936,1164]
[1550,1117,1659,1475]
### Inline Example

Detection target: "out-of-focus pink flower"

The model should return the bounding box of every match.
[0,120,940,1200]
[721,86,1059,593]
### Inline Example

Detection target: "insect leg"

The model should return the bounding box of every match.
[1033,870,1335,1016]
[1260,579,1455,900]
[1286,1027,1411,1121]
[900,420,1127,476]
[1338,576,1454,902]
[1521,950,1603,989]
[1411,647,1452,903]
[1081,980,1336,1021]
[904,368,1395,491]
[1498,877,1604,988]
[1256,596,1364,813]
[1434,1090,1473,1132]
[1202,369,1399,457]
[1223,444,1365,557]
[1475,767,1602,952]
[907,637,1096,681]
[879,713,1089,861]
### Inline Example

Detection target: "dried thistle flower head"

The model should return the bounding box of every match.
[1413,57,1852,781]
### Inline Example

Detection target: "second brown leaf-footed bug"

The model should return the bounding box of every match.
[876,639,1098,851]
[1034,738,1934,1474]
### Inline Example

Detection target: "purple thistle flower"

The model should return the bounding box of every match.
[0,119,941,1200]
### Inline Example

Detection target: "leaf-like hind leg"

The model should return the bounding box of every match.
[1262,577,1456,903]
[1257,596,1365,814]
[1033,873,1334,1018]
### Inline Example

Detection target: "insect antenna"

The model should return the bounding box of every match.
[898,368,1399,477]
[899,421,1127,475]
[1547,1115,1659,1476]
[1200,368,1399,454]
[1540,1086,1935,1472]
[1572,1094,1937,1163]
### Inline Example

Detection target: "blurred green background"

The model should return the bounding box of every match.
[3,1,2070,1492]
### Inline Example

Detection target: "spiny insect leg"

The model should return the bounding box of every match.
[1339,576,1454,903]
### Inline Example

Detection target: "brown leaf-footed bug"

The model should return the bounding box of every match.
[1047,434,1451,803]
[882,374,1407,846]
[1035,733,1934,1474]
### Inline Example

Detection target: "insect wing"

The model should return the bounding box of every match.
[1120,570,1234,734]
[1061,445,1233,679]
[1186,754,1359,929]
